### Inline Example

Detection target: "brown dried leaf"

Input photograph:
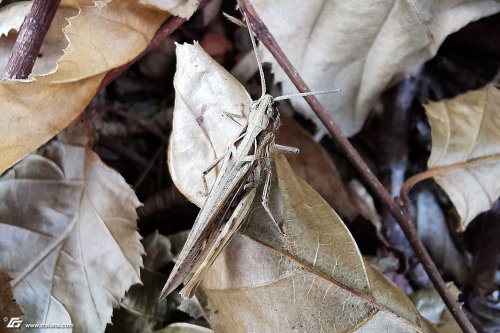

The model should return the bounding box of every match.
[276,113,359,220]
[425,84,500,228]
[201,154,437,332]
[0,128,143,332]
[251,0,500,136]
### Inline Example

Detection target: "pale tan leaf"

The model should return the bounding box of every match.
[251,0,500,136]
[0,132,143,332]
[200,154,437,333]
[0,0,200,173]
[425,84,500,228]
[168,42,252,206]
[0,1,32,37]
[141,0,199,18]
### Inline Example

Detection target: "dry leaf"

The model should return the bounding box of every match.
[0,268,23,325]
[0,129,143,332]
[251,0,500,136]
[110,231,177,333]
[276,112,360,220]
[425,84,500,228]
[168,42,252,206]
[198,154,437,332]
[0,0,199,174]
[140,0,199,18]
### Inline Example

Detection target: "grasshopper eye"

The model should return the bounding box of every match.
[267,103,279,120]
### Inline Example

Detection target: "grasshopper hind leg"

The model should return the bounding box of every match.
[260,146,286,234]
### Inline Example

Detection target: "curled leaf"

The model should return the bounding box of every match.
[425,84,500,228]
[168,42,252,206]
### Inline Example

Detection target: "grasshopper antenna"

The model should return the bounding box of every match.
[224,13,339,101]
[243,13,266,97]
[275,89,341,101]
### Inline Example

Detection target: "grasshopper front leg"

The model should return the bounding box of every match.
[199,131,248,196]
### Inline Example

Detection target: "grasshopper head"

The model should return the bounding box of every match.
[249,94,280,132]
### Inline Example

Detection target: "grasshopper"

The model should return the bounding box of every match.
[159,14,339,300]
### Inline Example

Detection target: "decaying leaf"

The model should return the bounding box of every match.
[0,0,199,174]
[276,112,359,220]
[0,127,143,332]
[0,267,23,323]
[110,230,184,333]
[199,154,437,332]
[110,230,209,333]
[425,84,500,228]
[251,0,500,136]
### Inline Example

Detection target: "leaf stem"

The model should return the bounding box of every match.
[237,1,476,332]
[3,0,61,79]
[400,153,500,211]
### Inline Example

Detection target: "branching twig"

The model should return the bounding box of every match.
[238,1,476,332]
[3,0,61,79]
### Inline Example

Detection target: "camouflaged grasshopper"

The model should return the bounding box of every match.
[159,14,339,300]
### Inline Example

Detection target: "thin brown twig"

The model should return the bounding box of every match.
[134,145,164,189]
[99,0,213,91]
[400,153,500,209]
[3,0,61,79]
[95,104,165,139]
[238,1,476,332]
